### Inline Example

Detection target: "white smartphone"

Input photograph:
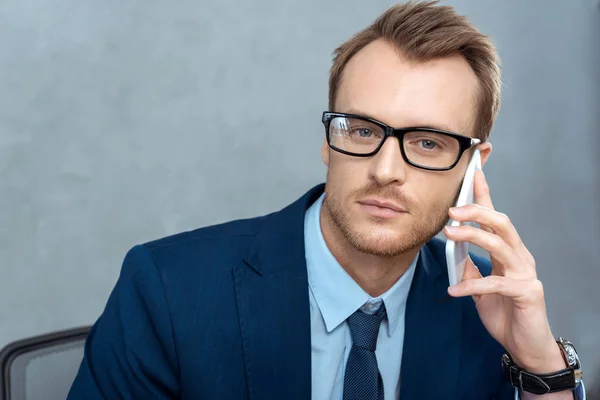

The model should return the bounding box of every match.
[445,148,482,287]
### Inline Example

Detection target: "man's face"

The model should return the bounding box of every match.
[322,39,491,257]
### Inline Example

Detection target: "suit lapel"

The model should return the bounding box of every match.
[233,185,324,400]
[400,241,464,399]
[233,185,465,399]
[234,258,311,400]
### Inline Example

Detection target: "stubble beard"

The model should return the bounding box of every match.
[324,182,460,258]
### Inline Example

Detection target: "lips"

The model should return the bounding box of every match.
[358,198,407,213]
[357,198,408,219]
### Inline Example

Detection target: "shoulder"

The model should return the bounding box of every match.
[144,214,266,252]
[120,213,276,282]
[148,208,275,244]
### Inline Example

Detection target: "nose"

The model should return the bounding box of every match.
[368,137,408,186]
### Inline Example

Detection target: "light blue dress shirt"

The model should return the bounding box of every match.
[304,193,586,400]
[305,193,417,400]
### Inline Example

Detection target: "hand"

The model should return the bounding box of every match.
[444,170,567,374]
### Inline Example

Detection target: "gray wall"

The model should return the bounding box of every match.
[1,0,598,385]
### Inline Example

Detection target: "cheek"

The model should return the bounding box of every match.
[327,156,369,190]
[413,175,461,211]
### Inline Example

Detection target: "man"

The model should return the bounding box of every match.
[68,1,586,399]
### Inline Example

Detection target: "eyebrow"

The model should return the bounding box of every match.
[341,108,462,134]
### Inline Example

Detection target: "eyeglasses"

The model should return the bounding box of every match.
[322,112,481,171]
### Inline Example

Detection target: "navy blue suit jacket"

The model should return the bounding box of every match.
[68,184,513,399]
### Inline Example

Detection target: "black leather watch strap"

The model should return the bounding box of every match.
[502,354,576,395]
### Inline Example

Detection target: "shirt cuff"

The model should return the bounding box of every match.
[514,381,586,399]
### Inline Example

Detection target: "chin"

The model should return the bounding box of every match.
[345,224,422,258]
[324,191,447,257]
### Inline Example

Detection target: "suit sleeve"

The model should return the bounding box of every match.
[67,245,180,400]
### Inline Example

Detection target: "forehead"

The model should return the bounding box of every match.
[335,39,480,137]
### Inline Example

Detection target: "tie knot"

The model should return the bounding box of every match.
[346,303,387,352]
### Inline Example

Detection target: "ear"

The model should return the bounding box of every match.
[321,139,330,167]
[478,142,492,168]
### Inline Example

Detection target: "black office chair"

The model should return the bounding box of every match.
[0,327,90,400]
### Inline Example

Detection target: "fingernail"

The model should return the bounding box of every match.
[447,286,458,295]
[449,207,463,214]
[444,226,457,233]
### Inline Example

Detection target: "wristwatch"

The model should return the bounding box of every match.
[501,337,583,395]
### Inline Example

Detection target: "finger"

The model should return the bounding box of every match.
[448,204,536,267]
[443,224,526,276]
[451,169,495,235]
[473,169,494,211]
[449,204,524,251]
[460,256,483,301]
[471,170,494,234]
[448,275,544,305]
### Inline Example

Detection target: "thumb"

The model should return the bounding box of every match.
[462,255,483,281]
[462,256,483,302]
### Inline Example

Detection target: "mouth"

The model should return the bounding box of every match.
[357,198,408,219]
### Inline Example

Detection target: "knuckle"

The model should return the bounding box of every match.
[489,235,504,250]
[529,280,544,298]
[499,211,510,222]
[497,212,511,226]
[491,276,504,289]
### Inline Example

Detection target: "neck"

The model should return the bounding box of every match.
[319,203,421,298]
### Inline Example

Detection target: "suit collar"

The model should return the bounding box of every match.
[234,184,323,400]
[243,184,325,276]
[244,182,446,286]
[236,184,464,399]
[420,236,446,286]
[304,192,419,336]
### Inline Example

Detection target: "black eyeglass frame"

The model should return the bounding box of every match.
[322,111,481,171]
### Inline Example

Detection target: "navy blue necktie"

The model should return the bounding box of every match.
[343,303,387,400]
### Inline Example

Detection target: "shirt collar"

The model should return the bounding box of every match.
[304,193,418,337]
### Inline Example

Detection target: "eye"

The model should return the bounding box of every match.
[355,128,373,138]
[405,133,449,152]
[419,139,438,150]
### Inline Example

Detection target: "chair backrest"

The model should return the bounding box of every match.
[0,327,90,400]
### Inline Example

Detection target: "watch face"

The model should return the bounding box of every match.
[564,344,579,367]
[559,339,579,365]
[558,338,582,383]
